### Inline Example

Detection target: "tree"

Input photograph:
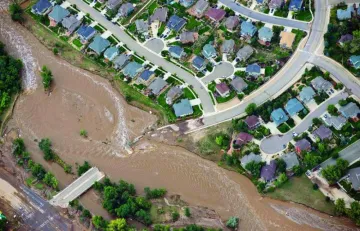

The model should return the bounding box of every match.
[327,104,338,116]
[0,212,7,230]
[171,211,180,221]
[81,209,92,219]
[39,138,55,161]
[349,201,360,226]
[245,103,257,115]
[92,216,109,230]
[335,199,346,216]
[312,118,322,126]
[226,217,239,229]
[106,218,127,231]
[9,3,24,22]
[274,173,288,187]
[245,161,264,178]
[135,209,152,225]
[256,181,266,193]
[53,48,59,55]
[276,159,286,174]
[292,165,302,176]
[185,207,191,217]
[13,138,25,157]
[77,161,91,176]
[43,172,58,189]
[144,187,167,199]
[303,153,322,170]
[318,143,325,154]
[40,66,53,90]
[31,163,46,180]
[350,30,360,54]
[321,158,349,184]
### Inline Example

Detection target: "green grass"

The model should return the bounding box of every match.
[128,23,137,33]
[34,183,45,190]
[294,10,313,22]
[278,123,290,133]
[25,177,35,187]
[72,38,83,48]
[216,91,237,104]
[157,89,177,122]
[198,26,211,35]
[186,17,202,30]
[157,23,166,36]
[183,87,196,100]
[148,0,158,15]
[94,24,106,33]
[265,66,277,77]
[266,175,335,215]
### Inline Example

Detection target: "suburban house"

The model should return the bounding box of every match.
[240,21,257,38]
[295,139,311,154]
[311,76,332,92]
[48,5,70,27]
[246,63,261,77]
[180,0,195,8]
[113,53,130,69]
[192,56,206,71]
[193,0,209,17]
[279,31,296,49]
[269,0,284,9]
[260,160,277,182]
[31,0,53,16]
[169,46,185,59]
[338,34,353,46]
[166,86,183,105]
[236,45,254,61]
[233,132,253,147]
[288,0,303,11]
[271,108,289,126]
[313,125,333,141]
[202,43,217,59]
[118,3,134,17]
[244,115,260,130]
[258,26,273,45]
[299,86,316,103]
[173,99,194,117]
[106,0,122,10]
[77,25,96,44]
[221,39,235,54]
[88,35,110,55]
[339,102,360,120]
[104,46,119,61]
[284,98,304,116]
[205,8,226,23]
[147,77,168,96]
[224,16,240,31]
[230,77,248,93]
[281,152,299,171]
[323,114,347,130]
[348,167,360,191]
[150,8,168,23]
[349,55,360,69]
[138,70,155,85]
[240,153,262,169]
[180,31,198,44]
[61,15,81,36]
[135,19,149,34]
[166,15,187,32]
[337,6,353,20]
[122,61,143,79]
[215,83,230,98]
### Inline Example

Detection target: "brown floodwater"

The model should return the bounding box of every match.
[0,5,358,231]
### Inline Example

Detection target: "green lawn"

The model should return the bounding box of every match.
[186,17,202,30]
[294,10,313,21]
[157,23,166,36]
[216,91,237,104]
[157,89,177,123]
[148,0,158,15]
[266,175,335,215]
[183,88,196,100]
[94,24,106,33]
[72,38,83,48]
[278,123,290,133]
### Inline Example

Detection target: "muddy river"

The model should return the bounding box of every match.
[0,4,358,231]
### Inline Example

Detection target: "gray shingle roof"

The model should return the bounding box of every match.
[339,102,360,119]
[281,152,299,170]
[230,77,248,93]
[241,153,262,167]
[349,167,360,191]
[236,45,254,61]
[148,77,168,95]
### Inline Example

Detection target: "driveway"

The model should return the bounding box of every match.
[144,38,165,54]
[260,91,348,154]
[320,140,360,168]
[201,62,235,84]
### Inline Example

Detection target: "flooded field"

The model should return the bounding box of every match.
[0,4,358,231]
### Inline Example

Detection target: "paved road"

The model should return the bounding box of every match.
[50,167,104,208]
[20,185,71,231]
[68,0,216,114]
[201,62,235,84]
[320,139,360,168]
[219,0,311,31]
[260,91,348,154]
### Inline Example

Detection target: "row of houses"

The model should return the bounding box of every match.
[257,0,304,12]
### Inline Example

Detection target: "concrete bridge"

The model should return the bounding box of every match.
[49,167,104,208]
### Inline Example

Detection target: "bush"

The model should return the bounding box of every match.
[185,207,191,217]
[172,211,180,221]
[278,123,290,133]
[245,103,257,115]
[77,161,91,176]
[80,129,88,137]
[9,3,24,22]
[313,183,319,190]
[226,217,239,229]
[39,138,55,161]
[144,187,167,199]
[40,66,53,90]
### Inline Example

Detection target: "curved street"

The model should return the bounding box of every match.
[201,62,235,84]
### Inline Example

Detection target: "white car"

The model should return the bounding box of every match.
[292,132,298,137]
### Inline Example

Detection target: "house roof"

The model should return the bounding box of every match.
[61,15,81,32]
[167,15,186,32]
[271,108,289,126]
[246,63,261,74]
[148,77,167,95]
[194,0,209,13]
[236,45,254,60]
[118,3,134,16]
[104,46,118,60]
[241,21,257,37]
[180,31,197,43]
[205,8,226,21]
[244,115,259,128]
[281,152,299,170]
[88,35,110,54]
[224,16,240,30]
[295,139,311,152]
[139,70,154,81]
[311,76,332,91]
[169,46,184,57]
[107,0,122,9]
[123,61,143,78]
[32,0,52,13]
[258,26,273,41]
[113,53,130,68]
[261,160,277,181]
[280,31,296,48]
[202,43,216,59]
[339,102,360,119]
[234,132,253,146]
[289,0,303,10]
[180,0,194,7]
[313,125,332,140]
[215,83,230,94]
[285,98,304,116]
[299,86,316,102]
[349,55,360,69]
[150,7,168,23]
[330,116,347,129]
[349,167,360,191]
[135,19,149,33]
[77,25,96,39]
[269,0,284,9]
[192,56,205,69]
[339,34,353,43]
[337,6,353,20]
[241,153,262,167]
[166,86,183,102]
[49,5,70,23]
[173,99,193,117]
[221,39,235,54]
[230,77,248,93]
